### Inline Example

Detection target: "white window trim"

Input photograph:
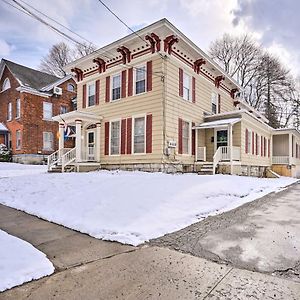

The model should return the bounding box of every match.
[110,72,122,102]
[211,92,219,115]
[7,102,12,121]
[181,119,192,156]
[16,130,21,150]
[16,98,21,119]
[182,71,191,102]
[67,83,75,92]
[134,64,147,96]
[43,102,53,121]
[87,81,96,107]
[109,118,121,156]
[43,132,54,151]
[1,78,11,92]
[132,114,147,155]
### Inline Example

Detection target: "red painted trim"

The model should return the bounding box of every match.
[131,48,152,59]
[192,77,196,103]
[82,84,86,108]
[104,122,109,155]
[146,61,152,92]
[121,70,126,98]
[192,122,195,155]
[218,94,221,113]
[121,119,126,154]
[178,118,183,154]
[146,114,152,153]
[95,79,100,105]
[171,50,194,68]
[252,131,255,155]
[126,118,132,154]
[128,68,133,97]
[105,76,110,102]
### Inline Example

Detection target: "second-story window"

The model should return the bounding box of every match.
[16,99,20,119]
[211,92,218,114]
[7,102,12,121]
[43,102,53,120]
[135,66,146,95]
[183,73,191,101]
[88,83,95,106]
[112,74,121,101]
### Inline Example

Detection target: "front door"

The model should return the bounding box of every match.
[87,131,95,161]
[216,129,228,149]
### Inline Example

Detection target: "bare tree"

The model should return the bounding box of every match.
[40,42,96,77]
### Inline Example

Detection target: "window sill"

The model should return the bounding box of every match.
[43,149,54,151]
[15,117,20,120]
[110,98,121,103]
[43,118,54,122]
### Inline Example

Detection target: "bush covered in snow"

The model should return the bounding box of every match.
[0,144,12,162]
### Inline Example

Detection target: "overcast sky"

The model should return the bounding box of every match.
[0,0,299,76]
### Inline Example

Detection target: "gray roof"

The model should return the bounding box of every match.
[2,59,60,90]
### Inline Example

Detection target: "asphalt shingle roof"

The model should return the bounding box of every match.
[2,59,60,90]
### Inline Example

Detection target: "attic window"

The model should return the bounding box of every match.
[67,83,75,92]
[2,78,11,91]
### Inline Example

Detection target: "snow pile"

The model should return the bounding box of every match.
[0,169,297,246]
[0,162,47,178]
[0,230,54,292]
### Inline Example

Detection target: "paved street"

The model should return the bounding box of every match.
[1,184,300,299]
[151,182,300,281]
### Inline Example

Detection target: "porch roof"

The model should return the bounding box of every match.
[0,123,8,132]
[52,111,102,124]
[194,117,241,129]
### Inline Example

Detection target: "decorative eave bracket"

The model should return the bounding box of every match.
[164,35,179,55]
[93,58,106,73]
[117,46,131,64]
[215,75,225,88]
[193,58,206,74]
[71,67,84,81]
[145,32,161,53]
[230,88,238,99]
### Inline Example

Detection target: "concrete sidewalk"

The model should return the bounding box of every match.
[1,204,300,299]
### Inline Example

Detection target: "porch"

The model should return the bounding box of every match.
[194,118,241,174]
[48,111,102,172]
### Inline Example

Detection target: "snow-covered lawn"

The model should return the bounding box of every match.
[0,162,47,178]
[0,162,297,246]
[0,229,54,292]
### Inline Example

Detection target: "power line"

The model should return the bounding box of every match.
[96,0,149,46]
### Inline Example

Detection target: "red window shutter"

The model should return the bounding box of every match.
[146,61,152,92]
[121,70,127,98]
[126,118,132,154]
[245,129,248,154]
[82,84,86,108]
[192,77,196,103]
[256,133,258,155]
[261,136,263,157]
[121,119,126,154]
[105,76,110,102]
[264,137,266,157]
[95,80,100,105]
[252,131,255,155]
[268,139,270,157]
[128,68,133,97]
[178,118,183,154]
[179,68,183,97]
[218,94,221,113]
[146,114,152,153]
[104,122,109,155]
[192,122,195,155]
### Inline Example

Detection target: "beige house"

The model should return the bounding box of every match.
[48,19,300,177]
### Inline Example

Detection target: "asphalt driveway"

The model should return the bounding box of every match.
[151,182,300,281]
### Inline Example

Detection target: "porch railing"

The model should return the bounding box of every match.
[47,148,71,171]
[213,146,241,174]
[219,146,230,161]
[213,147,222,175]
[196,146,206,161]
[272,156,289,164]
[61,148,76,172]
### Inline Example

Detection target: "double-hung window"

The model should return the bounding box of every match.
[60,105,67,114]
[43,132,53,150]
[43,102,52,120]
[110,120,120,155]
[133,117,145,153]
[135,66,146,95]
[16,130,21,150]
[88,83,95,106]
[183,73,191,101]
[211,93,217,114]
[182,121,190,154]
[16,99,20,118]
[112,74,121,101]
[7,102,12,121]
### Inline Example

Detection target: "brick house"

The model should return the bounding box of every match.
[0,59,76,164]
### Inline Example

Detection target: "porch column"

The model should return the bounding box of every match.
[96,122,101,162]
[229,124,233,174]
[195,129,198,162]
[75,120,82,162]
[288,133,292,165]
[58,123,64,154]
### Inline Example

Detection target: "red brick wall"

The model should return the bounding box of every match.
[0,66,76,155]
